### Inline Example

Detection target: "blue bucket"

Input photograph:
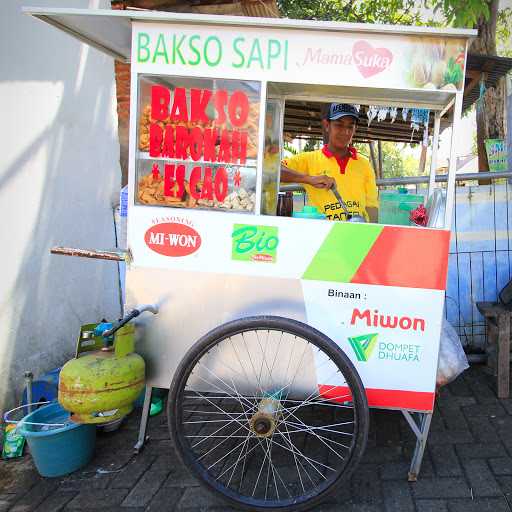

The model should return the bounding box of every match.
[17,402,96,477]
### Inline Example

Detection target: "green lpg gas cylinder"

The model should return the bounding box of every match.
[58,323,145,424]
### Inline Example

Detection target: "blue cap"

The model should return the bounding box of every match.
[326,103,359,121]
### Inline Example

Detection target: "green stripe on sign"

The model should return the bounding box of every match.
[302,223,383,282]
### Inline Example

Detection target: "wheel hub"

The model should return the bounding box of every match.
[250,397,282,437]
[250,411,276,438]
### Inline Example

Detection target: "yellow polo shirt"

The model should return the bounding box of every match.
[282,147,378,221]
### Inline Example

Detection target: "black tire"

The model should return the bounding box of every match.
[168,316,368,511]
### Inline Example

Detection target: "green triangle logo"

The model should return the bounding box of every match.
[348,333,378,362]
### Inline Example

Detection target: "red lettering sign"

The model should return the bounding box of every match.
[145,223,202,257]
[145,85,253,207]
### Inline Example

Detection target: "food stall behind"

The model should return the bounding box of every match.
[25,7,474,511]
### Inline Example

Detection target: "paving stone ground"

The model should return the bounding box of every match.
[2,364,512,511]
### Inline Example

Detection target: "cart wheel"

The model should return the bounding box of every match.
[168,316,368,511]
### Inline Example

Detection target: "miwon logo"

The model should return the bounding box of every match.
[348,333,378,362]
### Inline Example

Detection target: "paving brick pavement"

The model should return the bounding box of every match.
[2,364,512,511]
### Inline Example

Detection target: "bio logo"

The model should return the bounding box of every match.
[231,224,279,263]
[348,333,378,362]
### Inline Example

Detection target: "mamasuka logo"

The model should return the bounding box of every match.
[348,333,378,362]
[301,40,393,79]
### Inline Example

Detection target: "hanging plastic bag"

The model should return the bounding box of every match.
[436,318,469,388]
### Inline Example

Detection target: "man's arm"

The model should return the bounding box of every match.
[367,207,378,223]
[281,165,335,189]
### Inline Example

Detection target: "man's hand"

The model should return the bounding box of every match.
[306,175,335,189]
[281,166,334,189]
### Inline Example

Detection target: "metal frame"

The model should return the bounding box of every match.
[428,112,441,199]
[134,385,153,452]
[444,92,465,229]
[402,410,433,481]
[254,81,268,214]
[23,7,476,38]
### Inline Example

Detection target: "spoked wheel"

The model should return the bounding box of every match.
[168,316,369,511]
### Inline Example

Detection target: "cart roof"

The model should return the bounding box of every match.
[23,7,476,63]
[23,7,476,110]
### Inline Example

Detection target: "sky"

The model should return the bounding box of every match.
[437,110,476,166]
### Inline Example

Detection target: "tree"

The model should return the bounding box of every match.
[278,0,490,26]
[278,0,508,172]
[355,142,418,179]
[469,0,505,171]
[278,0,423,25]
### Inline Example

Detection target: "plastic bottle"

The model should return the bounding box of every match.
[118,186,128,250]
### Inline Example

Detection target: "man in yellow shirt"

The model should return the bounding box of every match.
[281,103,379,222]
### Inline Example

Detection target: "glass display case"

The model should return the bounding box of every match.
[135,75,261,213]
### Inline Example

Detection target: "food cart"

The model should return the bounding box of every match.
[25,6,474,511]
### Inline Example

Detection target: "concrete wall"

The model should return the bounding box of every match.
[0,0,122,414]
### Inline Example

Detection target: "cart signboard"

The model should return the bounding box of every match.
[134,22,467,91]
[485,138,507,172]
[130,205,449,411]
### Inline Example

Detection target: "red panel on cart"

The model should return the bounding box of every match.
[351,227,450,290]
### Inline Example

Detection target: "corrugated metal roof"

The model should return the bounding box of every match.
[284,101,426,144]
[121,0,279,17]
[463,53,512,111]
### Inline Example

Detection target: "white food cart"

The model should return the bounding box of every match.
[25,7,474,511]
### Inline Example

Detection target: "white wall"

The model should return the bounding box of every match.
[0,0,122,413]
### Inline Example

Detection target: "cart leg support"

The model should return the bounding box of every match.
[402,410,432,482]
[134,385,153,453]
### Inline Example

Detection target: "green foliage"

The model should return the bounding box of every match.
[497,7,512,58]
[303,138,321,152]
[278,0,491,28]
[277,0,423,25]
[380,142,419,178]
[426,0,489,28]
[354,142,420,178]
[283,142,298,156]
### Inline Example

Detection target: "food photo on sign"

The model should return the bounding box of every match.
[136,76,260,212]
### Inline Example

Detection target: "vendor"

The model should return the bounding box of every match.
[280,103,378,222]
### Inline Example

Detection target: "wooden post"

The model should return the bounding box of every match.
[419,144,427,175]
[377,140,383,179]
[497,312,510,398]
[369,141,379,177]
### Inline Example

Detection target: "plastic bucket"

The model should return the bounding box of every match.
[17,402,96,477]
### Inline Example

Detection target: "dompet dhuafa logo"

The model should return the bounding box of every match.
[348,333,378,362]
[231,224,279,263]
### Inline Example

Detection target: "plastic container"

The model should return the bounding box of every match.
[22,368,61,414]
[17,402,96,477]
[120,185,128,218]
[292,205,326,220]
[117,185,128,250]
[378,188,425,226]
